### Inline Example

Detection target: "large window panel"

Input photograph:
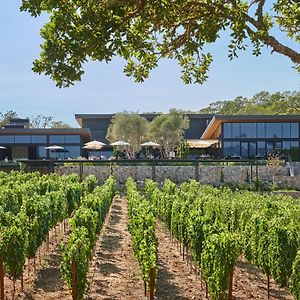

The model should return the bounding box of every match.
[241,142,248,158]
[249,142,257,157]
[282,141,291,150]
[266,123,282,138]
[64,146,81,158]
[65,135,81,143]
[31,135,47,144]
[15,135,31,143]
[37,146,47,159]
[232,141,240,156]
[0,136,14,143]
[257,141,265,157]
[223,141,232,157]
[257,123,265,138]
[291,123,299,138]
[223,123,232,138]
[290,141,299,161]
[49,135,65,144]
[282,123,291,138]
[232,123,241,138]
[240,123,256,138]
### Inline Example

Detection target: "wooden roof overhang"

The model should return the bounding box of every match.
[201,115,300,140]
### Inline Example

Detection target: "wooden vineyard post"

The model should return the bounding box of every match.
[149,268,155,300]
[71,260,77,300]
[228,268,234,300]
[0,257,4,300]
[267,274,270,299]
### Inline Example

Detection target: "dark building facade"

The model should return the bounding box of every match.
[0,114,300,161]
[0,119,90,160]
[201,115,300,161]
[76,113,300,161]
[75,113,213,142]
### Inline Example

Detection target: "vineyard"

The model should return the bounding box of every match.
[0,172,299,299]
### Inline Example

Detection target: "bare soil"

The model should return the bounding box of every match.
[2,196,294,300]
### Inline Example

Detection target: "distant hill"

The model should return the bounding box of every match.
[198,91,300,115]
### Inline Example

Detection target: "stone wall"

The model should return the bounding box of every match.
[55,164,289,186]
[273,176,300,190]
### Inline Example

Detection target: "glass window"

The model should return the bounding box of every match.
[249,142,257,157]
[257,123,265,138]
[290,141,299,161]
[282,123,290,138]
[64,146,81,158]
[240,123,256,138]
[274,142,282,150]
[232,123,240,138]
[31,135,47,144]
[223,123,232,138]
[266,142,274,151]
[49,135,64,144]
[241,142,248,158]
[15,135,31,143]
[282,141,291,150]
[266,123,282,138]
[291,123,299,138]
[232,141,240,156]
[0,135,14,143]
[223,141,232,157]
[65,135,81,143]
[257,141,265,157]
[37,146,47,159]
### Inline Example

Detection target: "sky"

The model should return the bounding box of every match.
[1,1,299,127]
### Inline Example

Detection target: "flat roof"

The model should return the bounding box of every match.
[75,113,214,127]
[201,114,300,139]
[0,128,91,140]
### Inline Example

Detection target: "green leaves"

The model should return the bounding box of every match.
[126,178,158,292]
[21,0,300,86]
[144,178,300,300]
[61,176,115,300]
[291,250,300,300]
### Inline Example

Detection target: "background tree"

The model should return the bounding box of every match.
[149,109,189,158]
[0,111,18,128]
[21,0,300,87]
[198,91,300,115]
[106,112,149,158]
[30,114,71,128]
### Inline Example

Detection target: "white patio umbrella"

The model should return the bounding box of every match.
[44,145,66,159]
[83,141,105,150]
[84,140,106,147]
[44,145,64,150]
[140,141,160,147]
[111,141,130,146]
[82,144,104,150]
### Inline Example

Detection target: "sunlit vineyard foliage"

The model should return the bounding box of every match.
[144,179,300,300]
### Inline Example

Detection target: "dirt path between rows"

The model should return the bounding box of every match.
[86,195,143,300]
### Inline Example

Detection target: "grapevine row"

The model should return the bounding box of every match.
[61,175,115,300]
[144,179,300,300]
[0,172,95,299]
[126,178,158,299]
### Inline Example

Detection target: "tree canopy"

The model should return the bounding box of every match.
[0,111,71,129]
[30,114,71,128]
[21,0,300,87]
[198,91,300,115]
[149,109,189,158]
[106,112,149,158]
[106,110,189,158]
